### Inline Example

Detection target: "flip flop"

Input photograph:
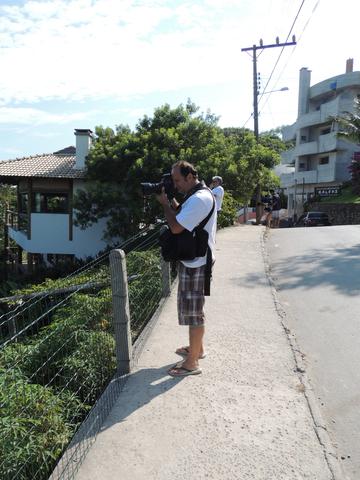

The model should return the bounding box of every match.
[168,365,202,377]
[175,346,207,359]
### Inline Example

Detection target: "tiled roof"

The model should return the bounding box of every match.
[0,147,86,179]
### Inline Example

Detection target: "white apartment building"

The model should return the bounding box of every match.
[280,59,360,218]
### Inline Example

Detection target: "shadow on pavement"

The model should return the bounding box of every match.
[268,244,360,296]
[99,363,184,432]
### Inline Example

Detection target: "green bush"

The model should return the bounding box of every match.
[61,330,116,403]
[0,369,83,480]
[0,290,113,386]
[0,250,164,479]
[217,191,238,229]
[127,250,162,339]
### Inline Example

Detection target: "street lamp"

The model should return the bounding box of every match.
[260,86,289,98]
[265,86,289,93]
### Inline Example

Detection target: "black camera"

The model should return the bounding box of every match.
[141,173,175,198]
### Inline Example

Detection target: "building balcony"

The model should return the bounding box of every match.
[295,132,338,156]
[281,148,296,165]
[317,165,336,182]
[6,210,29,235]
[281,163,337,188]
[298,98,339,128]
[295,170,318,184]
[310,71,360,100]
[297,111,321,129]
[318,132,337,153]
[282,124,297,142]
[280,172,295,188]
[296,141,318,156]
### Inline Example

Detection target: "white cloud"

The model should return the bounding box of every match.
[0,106,95,125]
[0,0,248,104]
[0,0,359,134]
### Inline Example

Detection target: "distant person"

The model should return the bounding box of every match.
[210,176,224,212]
[262,192,272,228]
[270,189,281,228]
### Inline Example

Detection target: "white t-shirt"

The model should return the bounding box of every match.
[212,185,224,211]
[176,188,217,268]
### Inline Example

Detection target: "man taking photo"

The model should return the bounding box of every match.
[156,161,217,377]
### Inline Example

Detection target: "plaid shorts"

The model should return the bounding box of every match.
[177,263,206,326]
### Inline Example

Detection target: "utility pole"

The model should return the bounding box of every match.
[242,36,296,224]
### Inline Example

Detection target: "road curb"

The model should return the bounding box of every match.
[261,228,347,480]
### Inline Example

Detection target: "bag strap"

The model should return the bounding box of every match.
[183,183,215,231]
[196,188,215,231]
[204,248,213,296]
[181,183,215,296]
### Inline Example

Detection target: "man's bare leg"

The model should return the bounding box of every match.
[181,326,204,370]
[266,212,272,228]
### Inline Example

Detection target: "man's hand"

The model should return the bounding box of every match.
[156,187,184,234]
[156,187,169,206]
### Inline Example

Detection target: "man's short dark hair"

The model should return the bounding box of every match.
[172,160,198,178]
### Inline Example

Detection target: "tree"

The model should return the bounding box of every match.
[333,95,360,143]
[74,101,231,239]
[333,95,360,194]
[73,103,285,240]
[220,128,282,202]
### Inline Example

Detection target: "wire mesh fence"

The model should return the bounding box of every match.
[0,224,175,480]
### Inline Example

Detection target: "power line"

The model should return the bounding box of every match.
[242,0,320,130]
[258,0,321,114]
[257,0,306,105]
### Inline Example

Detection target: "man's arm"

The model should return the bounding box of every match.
[156,190,184,234]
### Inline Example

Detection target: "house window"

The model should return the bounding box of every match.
[299,162,306,170]
[320,127,331,135]
[301,135,307,142]
[19,193,28,213]
[32,193,69,213]
[319,156,329,165]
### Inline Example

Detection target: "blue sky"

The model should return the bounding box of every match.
[0,0,359,160]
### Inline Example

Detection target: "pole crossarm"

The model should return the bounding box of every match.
[241,40,296,52]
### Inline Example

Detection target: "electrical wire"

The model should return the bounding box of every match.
[257,0,306,106]
[258,0,321,116]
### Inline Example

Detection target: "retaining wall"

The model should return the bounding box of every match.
[311,203,360,225]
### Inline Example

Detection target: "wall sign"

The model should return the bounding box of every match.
[315,186,341,197]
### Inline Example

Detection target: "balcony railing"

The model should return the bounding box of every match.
[281,148,296,165]
[296,141,318,156]
[6,210,29,234]
[318,132,337,153]
[295,170,318,183]
[280,172,295,188]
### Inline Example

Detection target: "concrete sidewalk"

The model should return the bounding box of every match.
[75,225,342,480]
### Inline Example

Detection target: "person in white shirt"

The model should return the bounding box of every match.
[211,176,224,212]
[156,161,217,377]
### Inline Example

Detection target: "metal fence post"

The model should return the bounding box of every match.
[161,258,171,297]
[109,249,132,374]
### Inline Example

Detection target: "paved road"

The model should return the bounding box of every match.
[75,225,338,480]
[267,225,360,480]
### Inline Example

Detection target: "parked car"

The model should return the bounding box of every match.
[302,211,331,227]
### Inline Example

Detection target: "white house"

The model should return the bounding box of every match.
[280,59,360,218]
[0,129,110,271]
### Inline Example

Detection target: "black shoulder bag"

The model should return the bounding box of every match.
[158,186,215,295]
